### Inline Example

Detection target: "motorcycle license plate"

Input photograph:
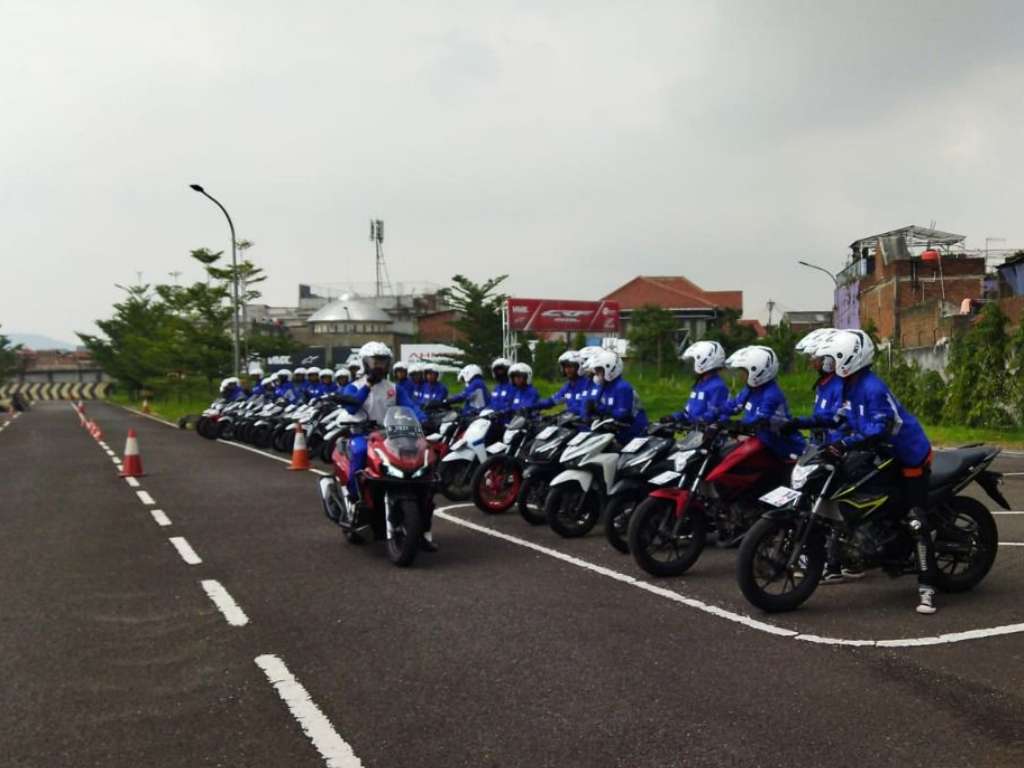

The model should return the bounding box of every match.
[568,432,588,446]
[759,486,802,508]
[536,425,557,440]
[621,437,648,453]
[649,470,681,486]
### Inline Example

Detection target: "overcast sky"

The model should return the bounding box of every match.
[3,0,1023,343]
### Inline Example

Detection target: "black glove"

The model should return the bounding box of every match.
[780,420,800,435]
[823,442,847,461]
[659,415,675,424]
[366,369,383,384]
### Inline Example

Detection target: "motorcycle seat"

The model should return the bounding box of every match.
[929,447,992,488]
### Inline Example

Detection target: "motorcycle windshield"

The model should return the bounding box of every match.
[383,406,426,456]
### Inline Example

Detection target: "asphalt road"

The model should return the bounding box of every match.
[2,401,1023,767]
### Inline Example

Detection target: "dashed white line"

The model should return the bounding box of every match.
[993,511,1024,516]
[150,509,172,527]
[124,476,140,488]
[201,580,249,626]
[434,507,1024,649]
[1001,542,1024,547]
[169,536,202,565]
[255,654,364,768]
[136,490,156,505]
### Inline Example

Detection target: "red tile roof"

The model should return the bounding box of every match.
[603,276,743,312]
[739,319,767,338]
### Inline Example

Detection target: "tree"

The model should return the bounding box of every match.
[438,274,508,364]
[763,321,800,373]
[943,303,1011,428]
[0,324,22,385]
[627,304,678,375]
[703,308,757,353]
[531,338,563,380]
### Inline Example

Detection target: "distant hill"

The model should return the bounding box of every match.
[7,333,77,351]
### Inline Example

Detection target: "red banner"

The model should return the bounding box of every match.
[506,298,620,333]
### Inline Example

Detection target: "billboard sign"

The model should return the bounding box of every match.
[507,298,620,333]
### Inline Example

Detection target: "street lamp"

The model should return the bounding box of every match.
[190,184,240,377]
[798,260,839,327]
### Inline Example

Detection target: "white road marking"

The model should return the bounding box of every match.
[150,509,172,527]
[1001,542,1024,547]
[255,654,364,768]
[435,506,1024,649]
[201,580,249,626]
[110,456,120,464]
[124,476,140,488]
[169,536,202,565]
[136,490,156,505]
[217,438,292,465]
[105,449,116,457]
[993,511,1024,515]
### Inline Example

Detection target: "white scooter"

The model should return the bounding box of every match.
[439,408,500,501]
[543,417,623,538]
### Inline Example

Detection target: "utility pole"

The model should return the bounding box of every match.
[168,270,182,285]
[370,219,389,297]
[766,299,776,328]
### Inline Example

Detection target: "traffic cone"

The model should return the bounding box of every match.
[91,421,103,441]
[120,428,144,477]
[142,398,151,415]
[287,424,311,471]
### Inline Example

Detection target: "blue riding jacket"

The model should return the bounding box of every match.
[837,369,931,467]
[670,372,730,424]
[722,380,805,460]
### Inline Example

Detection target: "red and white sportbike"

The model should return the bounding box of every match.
[318,406,439,567]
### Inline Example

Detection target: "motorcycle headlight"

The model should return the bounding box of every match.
[791,463,819,490]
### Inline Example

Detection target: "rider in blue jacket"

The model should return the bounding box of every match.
[316,369,339,397]
[448,364,490,414]
[721,346,805,460]
[589,350,649,443]
[661,340,730,425]
[304,367,323,399]
[788,329,846,445]
[507,362,540,412]
[536,351,591,417]
[408,363,426,405]
[272,369,299,403]
[817,329,936,614]
[393,361,413,400]
[418,363,449,406]
[489,357,514,413]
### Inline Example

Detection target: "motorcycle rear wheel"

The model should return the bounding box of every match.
[472,456,522,514]
[932,496,998,593]
[252,425,273,449]
[386,495,424,567]
[516,475,549,525]
[628,497,706,576]
[736,517,824,612]
[545,484,601,538]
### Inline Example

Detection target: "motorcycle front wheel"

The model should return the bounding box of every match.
[628,497,706,576]
[545,484,601,538]
[736,517,824,612]
[386,495,425,567]
[603,493,643,554]
[516,475,549,525]
[471,455,523,514]
[439,459,474,502]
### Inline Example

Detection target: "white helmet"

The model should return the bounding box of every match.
[319,368,333,379]
[491,357,511,374]
[578,346,603,375]
[422,361,441,376]
[681,340,726,374]
[250,366,264,378]
[359,341,393,374]
[261,376,273,387]
[590,349,623,381]
[557,350,582,367]
[509,361,533,384]
[306,366,321,378]
[726,345,779,388]
[275,368,292,381]
[458,364,483,384]
[795,328,836,356]
[219,377,234,391]
[816,329,875,378]
[335,368,350,381]
[293,367,307,377]
[408,362,424,375]
[393,360,408,373]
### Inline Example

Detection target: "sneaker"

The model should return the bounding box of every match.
[821,569,845,585]
[419,532,439,553]
[841,566,866,580]
[916,587,937,615]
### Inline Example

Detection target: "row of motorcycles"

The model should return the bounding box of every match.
[196,393,1007,612]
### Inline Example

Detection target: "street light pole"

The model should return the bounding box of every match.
[798,260,839,327]
[190,184,240,377]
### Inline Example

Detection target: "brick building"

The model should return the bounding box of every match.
[602,275,744,344]
[417,309,466,344]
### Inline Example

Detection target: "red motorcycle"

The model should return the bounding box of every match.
[318,406,439,567]
[627,422,795,577]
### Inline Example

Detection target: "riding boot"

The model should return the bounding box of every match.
[907,507,938,614]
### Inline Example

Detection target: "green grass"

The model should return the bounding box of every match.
[108,391,213,425]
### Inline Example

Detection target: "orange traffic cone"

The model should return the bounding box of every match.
[287,423,311,471]
[91,421,103,440]
[142,398,151,415]
[120,428,144,477]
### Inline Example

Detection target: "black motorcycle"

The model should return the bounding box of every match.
[736,443,1006,612]
[516,412,585,525]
